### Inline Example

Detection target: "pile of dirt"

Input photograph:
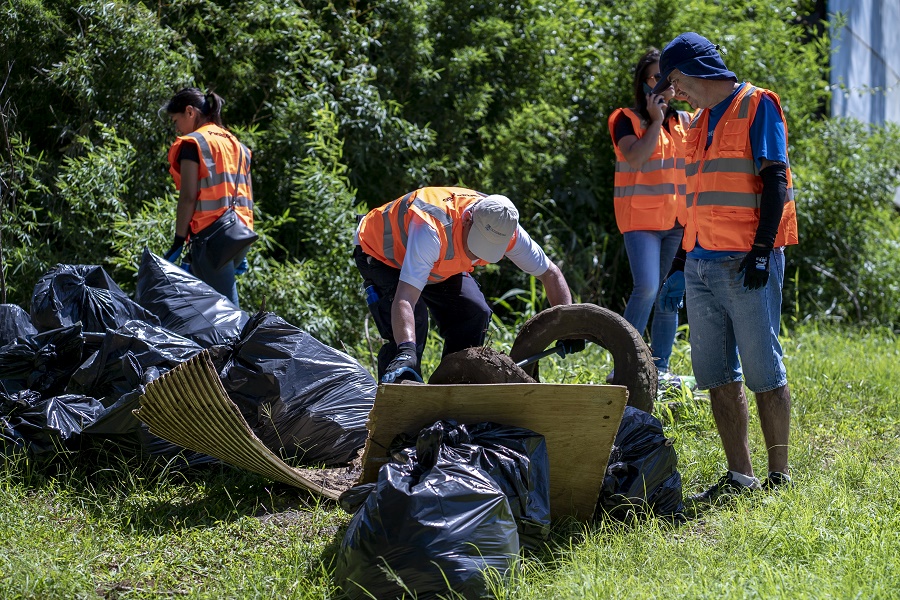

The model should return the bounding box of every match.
[428,347,535,384]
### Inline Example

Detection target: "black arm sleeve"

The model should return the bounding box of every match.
[613,112,636,144]
[755,163,788,248]
[666,246,687,276]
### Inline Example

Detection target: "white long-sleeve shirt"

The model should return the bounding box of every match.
[354,209,551,291]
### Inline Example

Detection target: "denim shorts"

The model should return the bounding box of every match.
[684,249,787,393]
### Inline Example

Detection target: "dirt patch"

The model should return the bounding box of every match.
[428,347,536,384]
[252,455,362,528]
[256,509,343,541]
[290,453,362,499]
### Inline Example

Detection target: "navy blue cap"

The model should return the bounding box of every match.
[652,32,738,94]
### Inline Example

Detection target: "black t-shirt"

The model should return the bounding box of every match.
[179,143,200,163]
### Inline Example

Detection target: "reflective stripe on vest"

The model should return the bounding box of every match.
[683,85,798,251]
[168,124,254,234]
[608,108,687,233]
[358,187,517,283]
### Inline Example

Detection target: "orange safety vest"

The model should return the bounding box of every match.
[358,187,518,283]
[682,84,798,252]
[168,123,254,235]
[608,108,689,233]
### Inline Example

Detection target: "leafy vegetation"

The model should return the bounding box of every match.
[790,118,900,327]
[2,0,897,348]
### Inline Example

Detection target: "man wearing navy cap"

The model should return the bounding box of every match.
[655,33,799,502]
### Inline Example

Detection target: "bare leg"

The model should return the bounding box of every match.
[709,381,753,477]
[755,383,791,474]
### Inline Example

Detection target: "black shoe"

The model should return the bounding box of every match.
[762,471,793,491]
[688,472,761,505]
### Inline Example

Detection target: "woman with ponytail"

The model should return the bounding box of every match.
[607,49,691,385]
[163,87,254,307]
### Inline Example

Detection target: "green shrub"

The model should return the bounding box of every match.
[0,132,53,304]
[52,123,134,267]
[365,0,829,316]
[8,0,893,341]
[280,103,366,346]
[790,118,900,326]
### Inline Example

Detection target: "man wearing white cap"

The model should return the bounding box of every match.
[354,186,580,383]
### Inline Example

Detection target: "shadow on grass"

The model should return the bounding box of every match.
[2,443,339,534]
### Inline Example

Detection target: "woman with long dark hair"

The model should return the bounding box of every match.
[163,87,254,307]
[608,48,691,383]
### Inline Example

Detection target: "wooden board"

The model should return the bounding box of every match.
[360,382,628,521]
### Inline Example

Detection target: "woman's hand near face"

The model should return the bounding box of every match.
[618,94,667,170]
[646,92,667,123]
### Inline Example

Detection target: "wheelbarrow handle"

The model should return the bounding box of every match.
[515,342,565,368]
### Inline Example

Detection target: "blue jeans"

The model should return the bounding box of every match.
[189,245,247,307]
[685,249,787,393]
[622,227,684,371]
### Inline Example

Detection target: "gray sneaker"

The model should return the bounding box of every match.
[658,372,684,392]
[658,371,699,391]
[688,472,761,505]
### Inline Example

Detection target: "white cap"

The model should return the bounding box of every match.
[467,195,519,263]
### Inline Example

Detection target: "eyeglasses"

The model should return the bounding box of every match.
[646,73,662,82]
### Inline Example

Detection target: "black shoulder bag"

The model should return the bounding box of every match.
[191,143,258,270]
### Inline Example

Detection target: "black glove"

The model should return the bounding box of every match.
[164,234,187,263]
[738,245,771,290]
[381,342,422,383]
[559,339,586,356]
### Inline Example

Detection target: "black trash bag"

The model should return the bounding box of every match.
[66,320,202,405]
[338,482,378,514]
[30,264,160,334]
[460,422,551,549]
[1,392,35,456]
[0,415,26,456]
[386,421,551,549]
[0,325,87,397]
[0,390,103,455]
[336,421,522,600]
[135,248,247,348]
[596,406,684,519]
[219,311,374,467]
[80,367,218,468]
[0,304,38,347]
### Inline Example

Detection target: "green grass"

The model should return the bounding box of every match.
[0,458,345,599]
[2,324,900,598]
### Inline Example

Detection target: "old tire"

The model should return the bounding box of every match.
[509,303,657,412]
[429,347,536,385]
